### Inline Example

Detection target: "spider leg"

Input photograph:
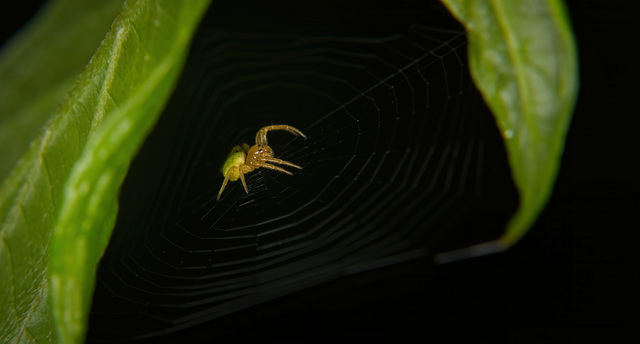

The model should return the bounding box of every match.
[242,143,251,153]
[237,165,254,194]
[256,130,268,146]
[255,125,307,146]
[260,157,302,169]
[217,175,230,201]
[256,162,293,175]
[230,145,244,154]
[239,172,249,193]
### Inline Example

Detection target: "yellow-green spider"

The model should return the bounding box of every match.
[217,125,307,201]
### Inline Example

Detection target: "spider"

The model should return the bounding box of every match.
[217,125,306,201]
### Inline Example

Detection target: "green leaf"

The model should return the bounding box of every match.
[0,0,211,343]
[0,0,123,182]
[437,0,578,260]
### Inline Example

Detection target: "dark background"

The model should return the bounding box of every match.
[2,0,638,343]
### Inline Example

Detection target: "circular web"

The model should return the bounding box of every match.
[88,1,517,341]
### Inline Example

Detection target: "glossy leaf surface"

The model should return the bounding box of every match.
[438,0,578,260]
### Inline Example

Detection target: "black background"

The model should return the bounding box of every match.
[1,0,638,343]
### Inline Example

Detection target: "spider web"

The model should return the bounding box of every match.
[88,0,517,341]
